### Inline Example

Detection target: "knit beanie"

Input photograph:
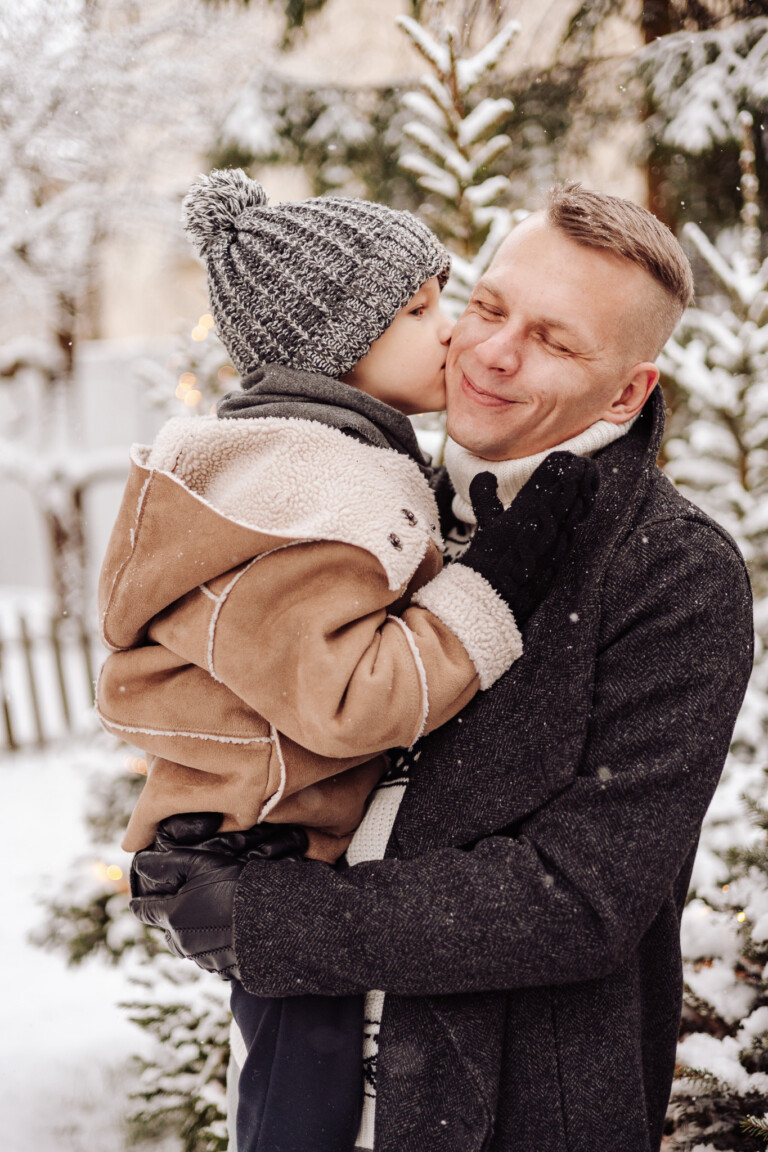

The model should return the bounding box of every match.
[182,169,451,378]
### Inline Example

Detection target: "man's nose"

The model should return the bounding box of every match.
[474,324,522,374]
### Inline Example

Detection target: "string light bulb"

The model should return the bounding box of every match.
[92,860,126,886]
[176,372,197,400]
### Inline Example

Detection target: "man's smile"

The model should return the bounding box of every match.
[459,369,517,408]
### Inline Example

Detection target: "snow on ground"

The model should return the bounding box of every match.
[2,737,180,1152]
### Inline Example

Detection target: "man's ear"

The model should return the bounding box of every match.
[603,363,659,425]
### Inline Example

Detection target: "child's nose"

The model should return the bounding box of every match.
[439,312,455,344]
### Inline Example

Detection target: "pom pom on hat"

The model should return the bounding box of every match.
[182,168,268,257]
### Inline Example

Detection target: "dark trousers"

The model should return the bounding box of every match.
[230,981,363,1152]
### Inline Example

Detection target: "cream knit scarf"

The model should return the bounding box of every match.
[444,416,639,526]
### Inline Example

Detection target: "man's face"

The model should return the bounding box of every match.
[445,215,658,460]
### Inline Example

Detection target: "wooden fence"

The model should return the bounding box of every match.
[0,613,102,751]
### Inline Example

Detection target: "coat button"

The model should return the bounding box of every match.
[388,533,403,550]
[401,508,417,525]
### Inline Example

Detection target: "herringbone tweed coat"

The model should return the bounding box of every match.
[232,387,754,1152]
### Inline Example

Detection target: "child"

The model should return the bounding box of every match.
[99,170,597,1152]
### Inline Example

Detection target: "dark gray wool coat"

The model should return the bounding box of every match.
[233,386,754,1152]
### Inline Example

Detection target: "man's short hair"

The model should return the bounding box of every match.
[545,182,694,357]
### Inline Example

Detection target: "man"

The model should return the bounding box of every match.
[131,184,754,1152]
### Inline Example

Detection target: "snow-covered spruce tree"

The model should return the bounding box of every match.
[215,1,590,262]
[658,112,768,1149]
[557,3,768,234]
[396,10,522,316]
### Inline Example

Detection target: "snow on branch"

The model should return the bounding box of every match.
[464,176,510,207]
[398,151,460,199]
[397,16,451,75]
[0,337,63,380]
[419,73,456,118]
[403,122,466,172]
[458,97,515,148]
[676,308,748,364]
[455,20,520,94]
[401,90,448,129]
[0,441,128,493]
[682,221,764,309]
[638,18,768,154]
[465,134,513,179]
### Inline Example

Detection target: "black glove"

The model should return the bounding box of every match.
[129,813,308,979]
[151,812,309,863]
[457,451,599,627]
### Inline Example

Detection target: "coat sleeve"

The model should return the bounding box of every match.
[232,517,754,997]
[147,539,522,759]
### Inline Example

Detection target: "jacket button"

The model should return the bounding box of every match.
[401,508,417,525]
[388,533,403,550]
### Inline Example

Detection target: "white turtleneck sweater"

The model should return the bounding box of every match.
[347,413,637,1152]
[445,417,637,526]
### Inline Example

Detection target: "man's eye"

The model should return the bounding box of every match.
[536,331,569,353]
[473,299,500,317]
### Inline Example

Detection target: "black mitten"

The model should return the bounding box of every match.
[457,451,599,627]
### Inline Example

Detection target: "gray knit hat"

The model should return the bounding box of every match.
[182,169,451,378]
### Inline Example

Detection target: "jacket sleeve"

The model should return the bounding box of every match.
[232,518,754,997]
[147,539,522,759]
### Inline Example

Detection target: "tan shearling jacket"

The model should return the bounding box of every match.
[97,415,522,857]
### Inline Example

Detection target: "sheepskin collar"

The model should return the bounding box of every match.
[217,363,433,479]
[141,415,442,591]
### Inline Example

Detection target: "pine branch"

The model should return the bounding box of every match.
[742,1113,768,1139]
[674,1063,729,1093]
[397,15,452,76]
[683,221,758,308]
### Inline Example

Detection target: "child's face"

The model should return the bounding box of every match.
[342,277,453,414]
